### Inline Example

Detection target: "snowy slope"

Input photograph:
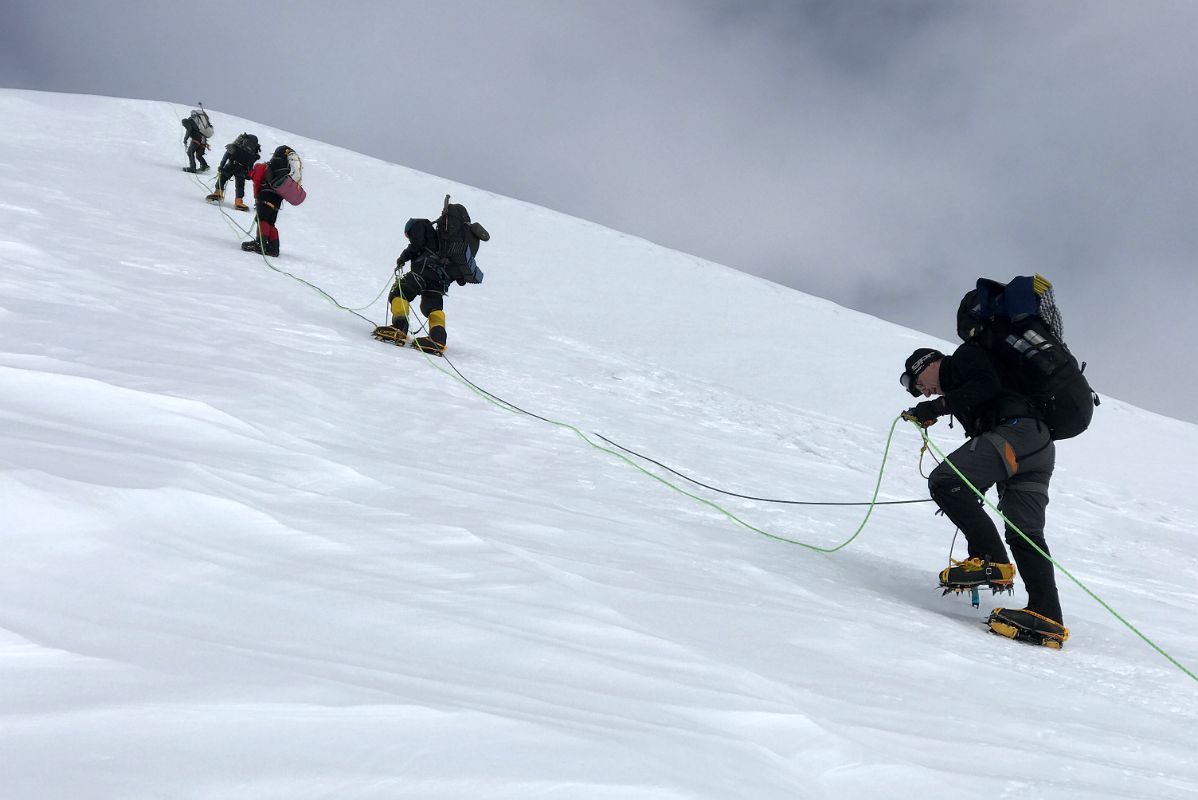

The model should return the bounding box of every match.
[1,89,1195,800]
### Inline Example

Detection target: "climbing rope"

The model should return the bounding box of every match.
[396,344,910,553]
[594,433,933,507]
[208,196,914,553]
[914,422,1197,684]
[183,199,913,552]
[168,102,1194,683]
[171,100,918,524]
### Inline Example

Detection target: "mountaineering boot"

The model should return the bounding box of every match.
[263,239,280,257]
[241,238,262,252]
[182,166,198,173]
[233,197,249,212]
[412,309,447,355]
[411,336,446,356]
[987,608,1069,649]
[206,190,224,203]
[939,557,1016,590]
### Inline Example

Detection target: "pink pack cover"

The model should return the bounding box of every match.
[277,176,307,206]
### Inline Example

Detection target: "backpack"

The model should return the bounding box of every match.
[188,108,214,139]
[264,145,307,205]
[266,145,302,187]
[434,196,488,284]
[957,274,1099,440]
[227,133,260,168]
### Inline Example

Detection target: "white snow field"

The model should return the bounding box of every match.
[1,89,1195,799]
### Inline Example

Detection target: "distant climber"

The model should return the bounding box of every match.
[372,198,489,355]
[241,145,306,257]
[206,132,260,212]
[180,108,212,174]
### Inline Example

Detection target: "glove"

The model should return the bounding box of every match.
[903,398,946,427]
[396,256,408,269]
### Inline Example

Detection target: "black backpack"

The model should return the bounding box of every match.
[957,275,1098,440]
[226,133,260,168]
[435,196,489,284]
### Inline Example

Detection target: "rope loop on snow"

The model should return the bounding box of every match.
[193,164,918,550]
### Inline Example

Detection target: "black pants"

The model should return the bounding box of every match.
[390,267,447,317]
[187,139,209,170]
[216,169,246,198]
[928,419,1062,622]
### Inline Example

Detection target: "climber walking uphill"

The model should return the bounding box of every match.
[899,275,1096,649]
[241,145,306,257]
[181,107,212,173]
[372,197,489,356]
[206,132,260,211]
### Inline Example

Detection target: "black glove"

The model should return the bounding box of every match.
[903,398,946,427]
[396,256,408,269]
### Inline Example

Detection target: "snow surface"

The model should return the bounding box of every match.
[1,89,1195,799]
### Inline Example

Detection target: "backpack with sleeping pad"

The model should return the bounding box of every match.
[957,274,1099,440]
[263,145,306,205]
[434,195,489,284]
[185,108,214,139]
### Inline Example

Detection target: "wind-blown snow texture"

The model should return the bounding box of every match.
[1,89,1195,799]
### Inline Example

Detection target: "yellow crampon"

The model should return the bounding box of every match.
[938,557,1016,588]
[988,608,1070,649]
[371,325,406,345]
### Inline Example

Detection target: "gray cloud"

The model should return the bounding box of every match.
[4,0,1196,420]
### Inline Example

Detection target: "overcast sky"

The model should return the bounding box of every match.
[3,0,1196,422]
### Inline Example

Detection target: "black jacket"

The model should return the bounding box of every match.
[181,117,205,145]
[218,151,250,178]
[940,342,1041,437]
[397,219,440,269]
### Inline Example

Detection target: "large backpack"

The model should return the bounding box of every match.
[188,108,214,139]
[226,133,260,168]
[266,145,302,187]
[957,274,1099,440]
[264,145,306,205]
[434,196,489,284]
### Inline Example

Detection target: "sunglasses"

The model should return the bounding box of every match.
[900,370,921,397]
[900,351,940,397]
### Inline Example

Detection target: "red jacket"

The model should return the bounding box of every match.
[250,162,306,205]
